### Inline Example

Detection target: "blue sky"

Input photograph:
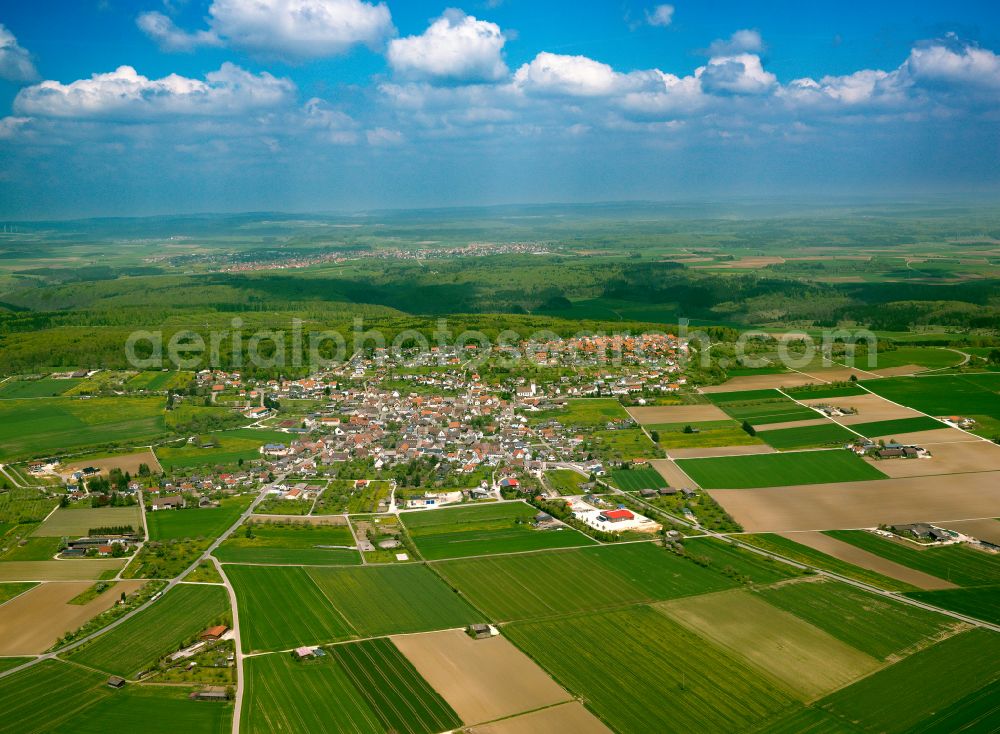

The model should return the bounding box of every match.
[0,0,998,218]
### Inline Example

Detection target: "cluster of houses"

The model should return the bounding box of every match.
[849,440,930,460]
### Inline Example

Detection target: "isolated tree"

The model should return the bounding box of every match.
[741,420,756,437]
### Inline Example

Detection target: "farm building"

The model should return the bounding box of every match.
[151,495,185,510]
[600,509,635,523]
[107,676,126,688]
[200,625,228,641]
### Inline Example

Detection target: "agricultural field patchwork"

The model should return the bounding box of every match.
[658,588,881,700]
[215,519,360,565]
[147,496,253,541]
[677,449,886,489]
[825,530,1000,588]
[33,505,142,537]
[226,563,482,652]
[401,501,595,560]
[67,583,230,678]
[648,419,765,449]
[506,605,797,734]
[0,658,232,734]
[0,397,167,461]
[815,629,1000,733]
[755,578,954,660]
[155,428,290,470]
[905,586,1000,626]
[434,542,739,622]
[609,466,668,490]
[848,416,947,438]
[757,421,857,451]
[243,640,459,734]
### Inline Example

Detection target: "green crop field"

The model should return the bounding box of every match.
[0,536,62,561]
[529,398,630,426]
[225,565,353,652]
[68,584,230,678]
[756,579,951,660]
[0,396,167,461]
[862,374,1000,433]
[328,638,462,734]
[155,428,290,470]
[0,582,36,604]
[906,678,1000,734]
[545,469,589,495]
[306,564,483,637]
[677,450,886,489]
[214,520,359,565]
[67,684,232,734]
[757,422,857,450]
[784,384,868,400]
[0,488,58,524]
[401,501,595,560]
[707,389,786,404]
[869,347,964,370]
[906,585,1000,625]
[825,531,1000,587]
[34,505,142,537]
[589,428,663,461]
[849,416,946,438]
[0,377,82,399]
[816,629,1000,732]
[0,659,225,733]
[0,657,32,673]
[227,563,482,652]
[738,534,920,592]
[680,537,800,585]
[434,543,737,621]
[650,420,764,449]
[147,496,253,541]
[214,545,361,565]
[243,641,459,734]
[0,660,107,734]
[506,606,797,734]
[710,393,820,426]
[610,466,668,490]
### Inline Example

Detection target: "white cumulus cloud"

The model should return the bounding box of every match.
[209,0,393,58]
[645,4,674,27]
[138,0,394,59]
[0,23,39,83]
[904,36,1000,90]
[14,63,296,120]
[137,11,223,52]
[705,29,763,57]
[514,52,652,97]
[699,53,776,95]
[388,9,507,83]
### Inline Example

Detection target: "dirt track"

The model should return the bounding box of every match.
[800,394,922,424]
[0,560,126,582]
[869,427,980,445]
[701,374,823,392]
[709,471,1000,532]
[60,449,162,478]
[776,531,957,590]
[626,404,729,424]
[392,629,571,725]
[0,580,145,655]
[466,702,613,734]
[938,519,1000,545]
[755,418,831,431]
[650,459,700,488]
